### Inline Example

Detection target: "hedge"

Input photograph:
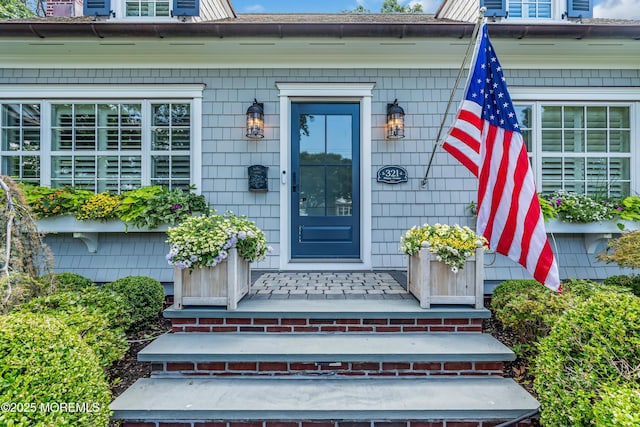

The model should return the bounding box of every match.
[0,312,111,426]
[102,275,165,330]
[533,292,640,426]
[20,289,130,366]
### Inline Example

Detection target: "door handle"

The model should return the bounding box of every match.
[292,172,297,192]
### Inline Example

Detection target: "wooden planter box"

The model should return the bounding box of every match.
[173,248,250,310]
[408,243,484,309]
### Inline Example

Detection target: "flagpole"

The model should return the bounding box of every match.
[420,8,487,188]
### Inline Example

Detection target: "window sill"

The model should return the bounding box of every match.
[37,216,168,253]
[545,218,640,253]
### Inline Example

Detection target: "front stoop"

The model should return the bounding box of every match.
[111,299,538,426]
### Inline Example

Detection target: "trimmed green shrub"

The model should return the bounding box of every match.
[491,280,569,350]
[592,385,640,427]
[491,279,545,313]
[563,277,631,298]
[42,271,96,292]
[491,279,631,354]
[603,274,640,297]
[534,293,640,427]
[20,289,130,366]
[102,275,165,330]
[0,312,111,426]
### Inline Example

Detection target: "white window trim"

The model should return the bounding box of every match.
[510,87,639,197]
[504,0,562,21]
[276,82,375,271]
[110,0,178,22]
[0,84,204,192]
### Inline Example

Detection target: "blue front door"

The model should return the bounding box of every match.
[291,103,360,259]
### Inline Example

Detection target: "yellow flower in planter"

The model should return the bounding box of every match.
[75,192,122,221]
[401,223,487,272]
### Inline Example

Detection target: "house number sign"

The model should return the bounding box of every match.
[377,166,408,184]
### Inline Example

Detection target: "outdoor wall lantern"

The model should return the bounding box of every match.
[246,99,264,139]
[386,99,405,139]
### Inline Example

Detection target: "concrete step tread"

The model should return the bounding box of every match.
[111,377,539,421]
[139,332,514,362]
[164,299,490,319]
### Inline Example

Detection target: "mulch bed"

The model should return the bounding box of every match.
[108,315,171,398]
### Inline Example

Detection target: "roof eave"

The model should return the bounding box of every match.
[0,21,638,40]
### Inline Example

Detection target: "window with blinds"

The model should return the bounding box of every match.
[517,102,632,199]
[0,103,41,184]
[0,100,192,192]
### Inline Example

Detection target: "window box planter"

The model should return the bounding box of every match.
[36,215,169,233]
[173,248,250,310]
[544,218,640,253]
[35,216,169,252]
[407,243,484,309]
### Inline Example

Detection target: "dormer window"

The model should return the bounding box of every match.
[507,0,551,18]
[481,0,593,20]
[126,0,170,17]
[83,0,199,19]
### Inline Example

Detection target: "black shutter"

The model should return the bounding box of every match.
[172,0,199,16]
[83,0,111,16]
[567,0,593,18]
[481,0,507,18]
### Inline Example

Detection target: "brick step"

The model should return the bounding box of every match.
[165,299,489,334]
[141,333,513,376]
[111,377,539,425]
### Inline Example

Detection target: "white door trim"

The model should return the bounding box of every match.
[276,82,375,271]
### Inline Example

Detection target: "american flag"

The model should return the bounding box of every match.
[442,23,560,292]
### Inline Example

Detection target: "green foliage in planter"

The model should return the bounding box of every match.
[22,184,208,228]
[603,274,640,297]
[0,312,111,426]
[592,385,640,427]
[20,185,93,219]
[534,293,640,427]
[619,195,640,221]
[42,271,96,292]
[118,185,208,229]
[538,194,557,221]
[20,289,130,366]
[102,276,165,330]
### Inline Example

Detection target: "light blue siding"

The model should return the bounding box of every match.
[3,67,637,284]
